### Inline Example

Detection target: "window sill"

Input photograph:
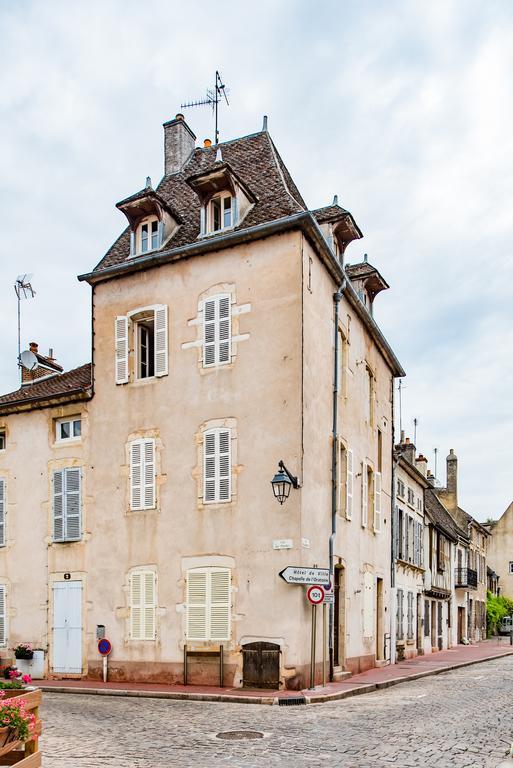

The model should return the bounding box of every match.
[198,225,236,239]
[54,438,82,447]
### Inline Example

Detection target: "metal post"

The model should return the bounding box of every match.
[102,655,107,683]
[322,602,327,687]
[220,644,224,687]
[310,604,317,688]
[184,644,187,686]
[509,629,512,647]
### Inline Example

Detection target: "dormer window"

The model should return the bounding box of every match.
[138,216,160,254]
[208,193,234,233]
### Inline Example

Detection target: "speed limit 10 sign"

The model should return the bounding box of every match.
[307,585,325,605]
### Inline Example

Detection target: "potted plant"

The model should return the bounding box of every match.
[13,644,33,661]
[0,690,36,752]
[0,668,32,691]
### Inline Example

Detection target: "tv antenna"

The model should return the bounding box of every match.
[14,274,36,383]
[397,379,406,434]
[181,70,229,145]
[433,447,438,480]
[413,417,418,446]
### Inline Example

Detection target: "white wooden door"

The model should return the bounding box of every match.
[52,581,83,673]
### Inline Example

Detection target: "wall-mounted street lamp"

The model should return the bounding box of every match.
[270,460,300,505]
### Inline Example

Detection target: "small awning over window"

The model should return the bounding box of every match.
[116,186,182,230]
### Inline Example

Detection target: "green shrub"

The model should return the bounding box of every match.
[487,591,513,636]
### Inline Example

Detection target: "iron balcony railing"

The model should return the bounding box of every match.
[455,567,478,589]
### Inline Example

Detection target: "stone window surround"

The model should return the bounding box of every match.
[192,418,241,510]
[123,429,164,516]
[181,283,250,371]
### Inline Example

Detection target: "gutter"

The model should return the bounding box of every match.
[0,387,92,417]
[80,212,405,378]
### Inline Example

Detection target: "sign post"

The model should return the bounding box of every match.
[306,584,324,688]
[98,638,112,683]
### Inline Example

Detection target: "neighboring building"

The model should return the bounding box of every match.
[486,503,513,599]
[487,566,500,596]
[0,114,404,687]
[430,450,489,643]
[392,437,429,661]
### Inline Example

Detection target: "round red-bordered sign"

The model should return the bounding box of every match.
[307,585,325,605]
[97,638,112,656]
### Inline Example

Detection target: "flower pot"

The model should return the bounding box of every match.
[0,726,13,748]
[16,651,44,680]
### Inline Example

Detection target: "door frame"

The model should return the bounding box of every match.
[49,575,85,677]
[334,564,346,668]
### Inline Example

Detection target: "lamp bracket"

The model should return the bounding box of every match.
[279,460,300,489]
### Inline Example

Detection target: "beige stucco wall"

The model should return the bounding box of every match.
[488,504,513,599]
[301,239,394,674]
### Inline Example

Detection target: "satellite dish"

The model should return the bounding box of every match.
[20,350,38,370]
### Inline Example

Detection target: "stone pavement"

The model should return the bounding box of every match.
[41,654,513,767]
[34,639,513,705]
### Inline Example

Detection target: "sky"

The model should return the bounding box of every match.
[1,0,512,521]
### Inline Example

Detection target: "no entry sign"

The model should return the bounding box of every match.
[307,585,325,605]
[97,638,112,656]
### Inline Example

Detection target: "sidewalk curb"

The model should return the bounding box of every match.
[38,649,513,706]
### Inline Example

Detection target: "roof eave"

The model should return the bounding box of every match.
[0,387,92,417]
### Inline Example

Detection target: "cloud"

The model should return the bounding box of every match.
[1,0,512,519]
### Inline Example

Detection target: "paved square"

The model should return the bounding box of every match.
[41,656,513,767]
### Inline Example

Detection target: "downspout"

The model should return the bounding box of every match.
[390,379,398,665]
[329,278,346,682]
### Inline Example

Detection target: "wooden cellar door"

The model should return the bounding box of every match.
[242,642,280,689]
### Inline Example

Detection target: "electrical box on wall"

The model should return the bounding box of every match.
[96,625,106,640]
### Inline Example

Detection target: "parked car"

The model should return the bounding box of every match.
[498,616,513,635]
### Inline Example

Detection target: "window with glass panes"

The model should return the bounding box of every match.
[208,194,234,232]
[56,417,81,442]
[138,217,159,253]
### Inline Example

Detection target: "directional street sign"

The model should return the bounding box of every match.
[307,585,325,605]
[279,566,330,586]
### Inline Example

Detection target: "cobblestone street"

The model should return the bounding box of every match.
[41,656,513,768]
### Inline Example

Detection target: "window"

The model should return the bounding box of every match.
[417,497,423,512]
[115,305,168,384]
[52,467,82,542]
[397,508,404,560]
[407,592,414,639]
[56,417,81,442]
[129,570,156,640]
[364,367,374,425]
[337,329,348,398]
[0,586,6,646]
[137,216,160,254]
[377,429,382,473]
[373,472,382,533]
[397,479,405,498]
[407,488,415,506]
[509,562,513,574]
[0,432,5,451]
[0,479,5,547]
[203,295,231,367]
[186,567,231,641]
[361,463,369,528]
[396,589,404,640]
[130,439,156,511]
[203,429,231,504]
[424,599,430,637]
[346,448,353,520]
[207,193,235,233]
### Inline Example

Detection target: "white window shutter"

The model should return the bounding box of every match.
[53,470,64,542]
[361,464,368,528]
[186,570,208,641]
[346,449,353,520]
[65,468,82,541]
[130,441,142,510]
[203,295,231,367]
[0,586,5,646]
[143,440,156,509]
[130,572,143,640]
[143,571,156,640]
[209,568,231,641]
[374,471,382,533]
[154,305,168,377]
[203,429,231,504]
[218,296,231,364]
[115,316,129,384]
[130,440,155,511]
[0,480,5,547]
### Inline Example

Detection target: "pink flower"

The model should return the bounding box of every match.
[8,670,18,680]
[21,675,31,684]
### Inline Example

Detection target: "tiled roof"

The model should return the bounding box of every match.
[94,131,308,274]
[425,490,469,542]
[0,364,92,413]
[312,204,350,223]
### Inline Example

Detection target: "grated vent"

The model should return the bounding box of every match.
[278,696,306,706]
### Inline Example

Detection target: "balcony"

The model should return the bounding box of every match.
[455,567,478,589]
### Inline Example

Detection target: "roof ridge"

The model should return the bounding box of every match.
[264,133,306,210]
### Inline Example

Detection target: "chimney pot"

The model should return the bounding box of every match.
[204,138,212,148]
[29,342,38,353]
[48,348,54,359]
[163,115,196,175]
[262,115,268,131]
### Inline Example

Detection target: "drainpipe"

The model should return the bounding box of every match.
[390,384,398,664]
[329,278,346,682]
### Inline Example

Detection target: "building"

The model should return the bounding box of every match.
[486,503,513,599]
[0,114,404,687]
[392,437,429,661]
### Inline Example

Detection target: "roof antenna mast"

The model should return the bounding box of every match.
[181,70,230,145]
[14,274,36,384]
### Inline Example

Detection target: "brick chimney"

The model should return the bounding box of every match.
[415,454,428,478]
[163,114,196,175]
[21,341,63,386]
[396,436,415,466]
